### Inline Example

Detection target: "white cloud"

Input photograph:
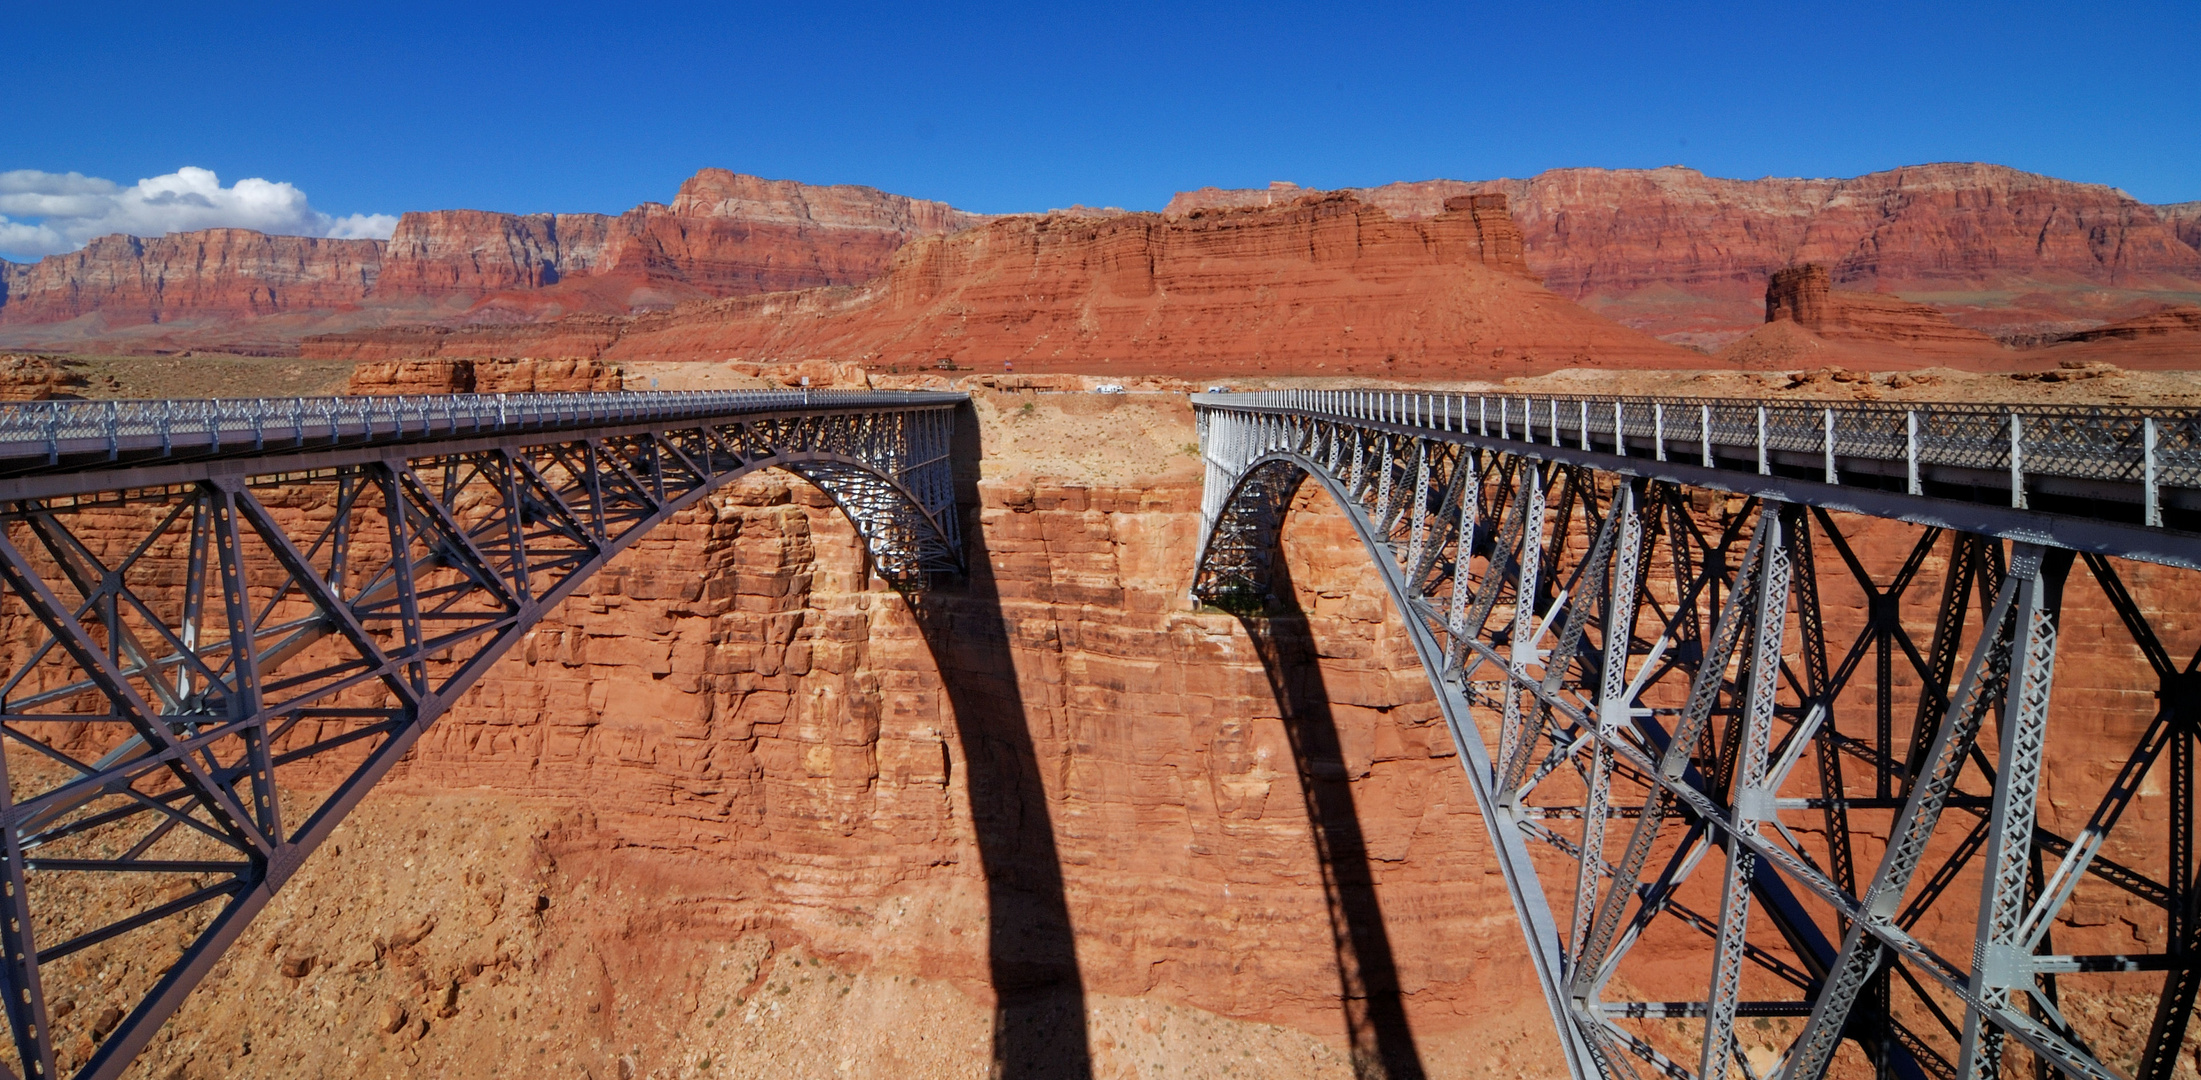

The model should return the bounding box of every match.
[0,167,398,261]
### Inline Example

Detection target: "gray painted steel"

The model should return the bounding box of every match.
[0,390,966,1080]
[1193,390,2201,1080]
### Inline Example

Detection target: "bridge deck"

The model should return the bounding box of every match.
[0,389,967,496]
[1197,388,2201,567]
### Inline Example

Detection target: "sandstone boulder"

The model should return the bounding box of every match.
[0,355,84,400]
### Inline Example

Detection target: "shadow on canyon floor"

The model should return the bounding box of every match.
[909,404,1092,1078]
[1238,557,1430,1080]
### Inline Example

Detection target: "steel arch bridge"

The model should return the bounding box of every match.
[0,389,965,1080]
[1193,389,2201,1080]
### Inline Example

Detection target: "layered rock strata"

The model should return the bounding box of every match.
[1168,164,2201,342]
[343,356,624,395]
[303,193,1701,376]
[1764,262,2001,353]
[373,171,987,303]
[0,230,384,325]
[0,172,986,334]
[2059,304,2201,342]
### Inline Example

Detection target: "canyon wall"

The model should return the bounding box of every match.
[1169,164,2201,343]
[7,162,2197,361]
[114,392,1562,1080]
[0,171,987,341]
[2161,202,2201,253]
[0,230,385,326]
[372,171,989,305]
[305,192,1703,377]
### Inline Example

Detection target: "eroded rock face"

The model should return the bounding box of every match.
[1764,263,2000,353]
[0,230,385,326]
[0,354,85,399]
[1167,164,2201,342]
[2061,304,2201,342]
[0,172,987,336]
[308,193,1699,375]
[343,356,625,395]
[373,172,987,303]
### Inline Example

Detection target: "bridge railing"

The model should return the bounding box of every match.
[1198,388,2201,523]
[0,388,967,470]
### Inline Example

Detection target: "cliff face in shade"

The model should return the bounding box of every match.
[0,230,385,326]
[307,193,1701,376]
[2159,202,2201,253]
[0,171,987,337]
[1167,164,2201,343]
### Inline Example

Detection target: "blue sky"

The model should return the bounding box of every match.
[3,0,2194,258]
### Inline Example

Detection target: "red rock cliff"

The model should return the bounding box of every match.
[1764,262,2000,353]
[86,391,2186,1080]
[373,171,988,303]
[0,171,987,336]
[2159,201,2201,253]
[1169,164,2201,341]
[0,229,385,326]
[309,192,1698,376]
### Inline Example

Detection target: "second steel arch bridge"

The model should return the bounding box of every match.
[1194,389,2201,1080]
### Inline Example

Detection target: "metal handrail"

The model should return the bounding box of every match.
[1197,389,2201,525]
[0,389,967,469]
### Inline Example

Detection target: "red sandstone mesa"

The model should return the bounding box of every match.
[372,170,988,306]
[305,192,1705,376]
[0,171,986,336]
[9,162,2200,364]
[0,230,384,325]
[1171,164,2201,342]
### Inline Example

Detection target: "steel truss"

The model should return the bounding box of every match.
[0,392,965,1080]
[1193,392,2201,1080]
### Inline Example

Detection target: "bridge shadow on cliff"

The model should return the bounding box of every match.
[907,401,1091,1079]
[1237,558,1428,1080]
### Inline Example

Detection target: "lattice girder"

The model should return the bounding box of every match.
[1194,393,2201,1080]
[0,394,965,1080]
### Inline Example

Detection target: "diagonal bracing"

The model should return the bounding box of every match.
[0,390,966,1080]
[1193,389,2201,1080]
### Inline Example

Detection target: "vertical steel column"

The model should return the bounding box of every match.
[1701,506,1793,1080]
[1571,482,1643,966]
[1956,548,2071,1079]
[1496,462,1546,812]
[1786,543,2038,1080]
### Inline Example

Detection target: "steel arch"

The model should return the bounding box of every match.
[1193,392,2201,1080]
[0,392,967,1080]
[1202,446,1602,1078]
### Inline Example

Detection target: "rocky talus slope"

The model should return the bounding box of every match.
[19,390,2170,1080]
[303,193,1704,376]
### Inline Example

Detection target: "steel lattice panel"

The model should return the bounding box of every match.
[0,393,965,1080]
[1193,392,2201,1080]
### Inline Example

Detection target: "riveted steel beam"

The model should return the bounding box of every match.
[1193,393,2201,1080]
[0,391,968,1080]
